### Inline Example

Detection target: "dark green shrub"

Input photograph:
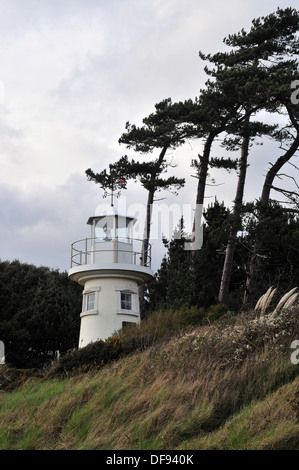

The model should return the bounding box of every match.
[206,304,228,322]
[0,366,41,391]
[52,336,124,374]
[173,305,207,328]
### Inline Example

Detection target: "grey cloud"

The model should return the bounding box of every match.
[0,174,98,270]
[0,0,297,273]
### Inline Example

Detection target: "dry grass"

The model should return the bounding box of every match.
[255,286,298,316]
[0,303,298,450]
[179,379,299,450]
[255,286,277,316]
[274,287,298,313]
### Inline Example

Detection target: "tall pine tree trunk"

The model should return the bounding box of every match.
[218,114,250,304]
[191,131,217,239]
[139,145,168,316]
[140,145,168,266]
[195,132,216,206]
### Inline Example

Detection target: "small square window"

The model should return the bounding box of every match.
[86,292,95,311]
[121,292,132,310]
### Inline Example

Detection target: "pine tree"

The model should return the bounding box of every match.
[118,98,192,266]
[198,7,299,306]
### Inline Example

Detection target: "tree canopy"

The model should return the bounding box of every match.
[86,7,299,313]
[0,260,82,368]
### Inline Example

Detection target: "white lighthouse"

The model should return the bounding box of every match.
[68,204,154,348]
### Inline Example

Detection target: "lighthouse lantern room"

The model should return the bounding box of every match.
[69,205,154,348]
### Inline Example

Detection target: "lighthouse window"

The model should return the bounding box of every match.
[117,219,131,243]
[81,287,100,317]
[86,292,95,311]
[120,292,132,310]
[95,218,113,242]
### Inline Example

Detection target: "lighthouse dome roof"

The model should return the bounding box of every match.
[87,204,136,225]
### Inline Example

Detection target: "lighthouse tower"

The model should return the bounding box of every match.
[68,205,154,348]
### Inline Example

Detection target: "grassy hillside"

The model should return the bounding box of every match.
[0,302,298,450]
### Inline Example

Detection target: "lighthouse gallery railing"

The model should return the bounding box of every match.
[70,237,152,268]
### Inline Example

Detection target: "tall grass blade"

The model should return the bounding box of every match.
[274,287,297,313]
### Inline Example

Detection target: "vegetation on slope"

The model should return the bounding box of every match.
[0,297,298,450]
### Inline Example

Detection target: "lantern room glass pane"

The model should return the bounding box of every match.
[95,217,114,242]
[117,220,131,243]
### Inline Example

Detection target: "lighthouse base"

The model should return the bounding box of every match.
[68,263,154,348]
[77,276,141,348]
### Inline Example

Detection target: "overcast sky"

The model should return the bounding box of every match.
[0,0,298,273]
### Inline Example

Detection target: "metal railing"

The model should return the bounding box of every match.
[70,237,152,269]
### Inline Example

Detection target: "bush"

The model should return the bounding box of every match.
[0,365,41,391]
[173,305,207,328]
[206,304,228,322]
[52,336,124,375]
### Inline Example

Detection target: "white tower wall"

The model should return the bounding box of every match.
[78,276,140,348]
